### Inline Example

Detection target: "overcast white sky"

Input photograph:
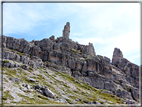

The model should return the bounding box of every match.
[3,3,140,65]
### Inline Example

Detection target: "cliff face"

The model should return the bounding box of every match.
[1,22,140,105]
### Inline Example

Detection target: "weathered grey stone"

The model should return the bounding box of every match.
[3,51,15,60]
[72,71,82,76]
[130,87,139,101]
[2,25,140,102]
[49,35,55,41]
[103,56,110,65]
[54,43,61,52]
[63,22,70,39]
[112,48,123,66]
[29,78,36,82]
[2,36,7,48]
[104,81,117,92]
[28,60,36,68]
[87,59,97,72]
[82,42,96,56]
[21,64,29,70]
[15,54,20,62]
[124,99,136,104]
[20,55,30,64]
[94,101,101,105]
[75,60,83,71]
[2,59,20,68]
[115,89,132,99]
[34,85,40,90]
[42,88,55,98]
[9,78,19,82]
[31,56,43,68]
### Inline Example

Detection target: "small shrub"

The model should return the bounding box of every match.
[3,60,9,63]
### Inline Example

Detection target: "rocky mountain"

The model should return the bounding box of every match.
[1,22,140,106]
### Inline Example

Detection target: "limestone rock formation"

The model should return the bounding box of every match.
[63,22,70,39]
[82,42,96,56]
[112,48,123,66]
[1,22,140,105]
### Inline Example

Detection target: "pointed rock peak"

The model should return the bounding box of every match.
[63,22,70,39]
[113,48,123,58]
[112,48,123,65]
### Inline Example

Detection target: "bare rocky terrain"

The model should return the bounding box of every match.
[1,22,140,106]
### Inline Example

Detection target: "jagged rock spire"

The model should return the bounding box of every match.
[63,22,70,39]
[112,48,123,66]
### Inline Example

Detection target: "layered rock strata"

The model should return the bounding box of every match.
[1,23,140,103]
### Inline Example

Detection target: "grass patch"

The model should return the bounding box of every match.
[17,92,64,104]
[3,68,17,78]
[3,60,9,63]
[37,94,48,100]
[3,90,13,100]
[4,78,8,82]
[66,99,72,104]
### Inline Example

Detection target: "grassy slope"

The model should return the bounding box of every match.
[2,66,123,105]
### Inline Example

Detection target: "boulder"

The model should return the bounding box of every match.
[42,88,55,98]
[34,85,40,90]
[29,78,36,82]
[9,78,19,82]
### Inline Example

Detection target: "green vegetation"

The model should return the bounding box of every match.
[3,91,13,100]
[66,99,72,104]
[4,78,8,82]
[56,71,123,104]
[3,65,123,104]
[3,67,17,78]
[17,92,64,104]
[3,60,9,63]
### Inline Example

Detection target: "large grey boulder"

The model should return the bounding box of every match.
[42,88,55,98]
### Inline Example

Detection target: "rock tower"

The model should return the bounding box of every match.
[112,48,123,66]
[63,22,70,39]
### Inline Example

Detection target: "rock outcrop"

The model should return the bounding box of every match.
[112,48,123,66]
[63,22,70,39]
[1,22,140,104]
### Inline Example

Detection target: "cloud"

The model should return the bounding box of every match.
[3,3,140,65]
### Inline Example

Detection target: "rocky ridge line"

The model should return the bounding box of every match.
[1,22,140,104]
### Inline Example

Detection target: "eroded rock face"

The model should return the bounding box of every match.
[82,42,96,56]
[111,48,139,89]
[1,22,139,102]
